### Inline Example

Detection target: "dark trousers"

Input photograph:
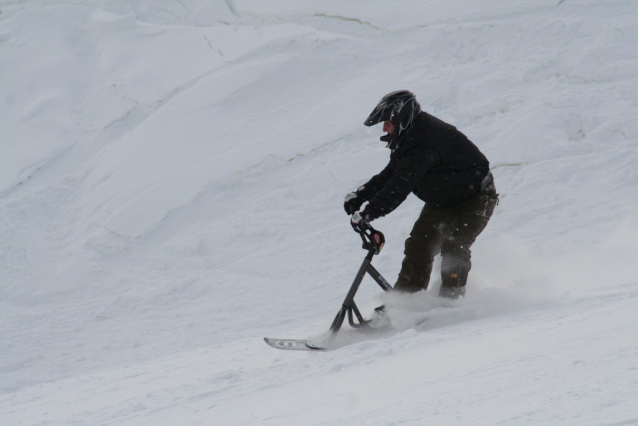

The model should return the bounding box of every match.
[394,181,498,298]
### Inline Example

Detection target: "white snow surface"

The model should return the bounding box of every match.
[1,0,638,425]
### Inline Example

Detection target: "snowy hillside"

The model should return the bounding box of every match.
[1,0,638,425]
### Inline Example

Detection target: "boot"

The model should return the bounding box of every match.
[438,285,466,299]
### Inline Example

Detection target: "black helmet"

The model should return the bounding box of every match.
[364,90,421,148]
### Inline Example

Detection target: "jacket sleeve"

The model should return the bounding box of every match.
[362,147,441,220]
[356,161,396,201]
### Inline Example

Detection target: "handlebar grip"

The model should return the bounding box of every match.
[352,222,385,254]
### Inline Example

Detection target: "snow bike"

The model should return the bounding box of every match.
[264,222,393,351]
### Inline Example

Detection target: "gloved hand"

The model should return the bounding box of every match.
[344,186,366,215]
[350,211,371,232]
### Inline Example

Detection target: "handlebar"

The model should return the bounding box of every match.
[351,221,385,254]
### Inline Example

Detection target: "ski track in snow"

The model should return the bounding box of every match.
[1,0,638,425]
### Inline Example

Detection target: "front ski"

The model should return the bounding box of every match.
[265,225,389,353]
[263,337,328,351]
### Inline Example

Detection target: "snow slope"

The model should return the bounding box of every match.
[1,0,638,425]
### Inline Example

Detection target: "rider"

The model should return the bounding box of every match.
[344,91,498,299]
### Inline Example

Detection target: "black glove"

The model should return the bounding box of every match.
[350,211,371,232]
[343,186,366,215]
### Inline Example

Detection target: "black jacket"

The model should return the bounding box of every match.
[360,112,490,219]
